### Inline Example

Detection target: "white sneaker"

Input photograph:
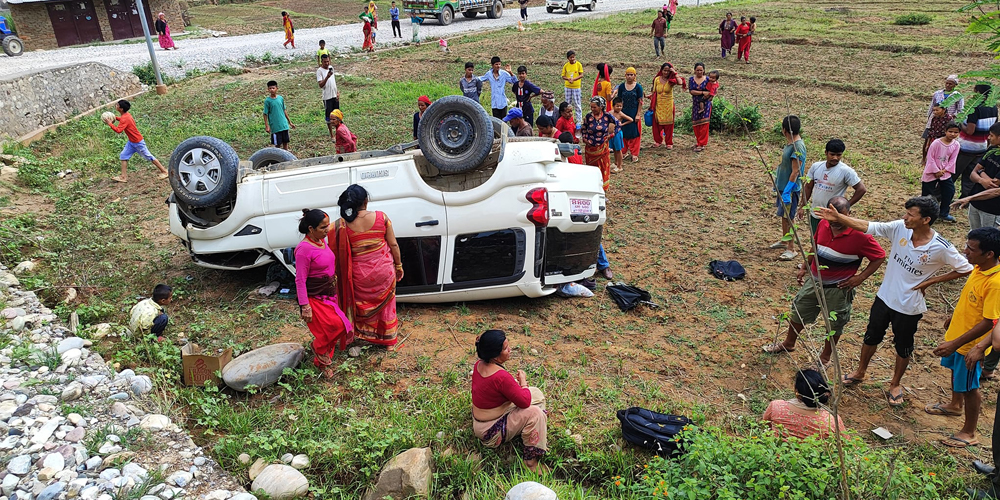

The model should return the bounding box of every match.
[769,241,786,249]
[778,250,798,261]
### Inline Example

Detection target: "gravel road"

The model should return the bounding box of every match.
[0,0,718,79]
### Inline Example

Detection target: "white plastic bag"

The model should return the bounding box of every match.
[558,282,594,298]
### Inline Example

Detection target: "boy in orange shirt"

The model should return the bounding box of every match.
[103,99,168,183]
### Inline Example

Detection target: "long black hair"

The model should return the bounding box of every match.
[338,184,369,223]
[298,209,328,234]
[795,369,831,408]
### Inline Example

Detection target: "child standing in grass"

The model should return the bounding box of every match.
[922,121,961,222]
[923,104,956,164]
[264,80,296,150]
[561,50,584,124]
[316,39,329,66]
[103,99,168,183]
[609,97,632,173]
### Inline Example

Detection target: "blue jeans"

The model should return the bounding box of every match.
[151,313,169,335]
[597,244,609,270]
[653,36,665,57]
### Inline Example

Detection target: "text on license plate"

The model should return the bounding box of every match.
[570,199,592,214]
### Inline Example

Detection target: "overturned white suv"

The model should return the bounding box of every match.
[166,97,606,303]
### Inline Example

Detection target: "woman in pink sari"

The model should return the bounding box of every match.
[154,13,176,50]
[334,185,403,346]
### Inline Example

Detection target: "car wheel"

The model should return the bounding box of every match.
[248,147,297,170]
[418,95,495,174]
[169,136,239,208]
[462,10,478,18]
[587,0,596,10]
[486,0,502,19]
[439,5,454,25]
[491,116,515,139]
[546,6,555,13]
[565,1,574,14]
[2,36,23,57]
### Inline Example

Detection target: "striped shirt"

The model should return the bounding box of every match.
[958,104,998,153]
[810,220,885,285]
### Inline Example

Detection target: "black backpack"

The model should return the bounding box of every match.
[616,407,693,457]
[709,259,746,281]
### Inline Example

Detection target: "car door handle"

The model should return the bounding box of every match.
[415,220,440,227]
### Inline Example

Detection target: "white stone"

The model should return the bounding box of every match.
[91,323,113,339]
[99,468,121,481]
[204,490,232,500]
[221,343,305,392]
[237,453,251,465]
[290,454,309,470]
[67,413,84,425]
[56,337,86,354]
[85,456,102,469]
[12,261,36,275]
[130,376,153,396]
[0,400,17,419]
[6,454,30,475]
[251,464,309,499]
[60,348,83,365]
[505,481,557,500]
[111,402,130,417]
[281,453,293,464]
[139,414,171,431]
[30,417,62,444]
[123,462,148,479]
[41,452,64,472]
[230,494,258,500]
[80,485,101,500]
[1,473,19,495]
[61,383,84,401]
[167,470,192,487]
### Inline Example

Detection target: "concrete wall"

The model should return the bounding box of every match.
[0,62,143,140]
[10,0,183,51]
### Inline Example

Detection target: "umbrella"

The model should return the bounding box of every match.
[606,282,659,312]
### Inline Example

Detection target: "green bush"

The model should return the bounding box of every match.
[893,13,932,25]
[614,421,954,499]
[131,62,174,86]
[15,157,58,190]
[677,96,762,134]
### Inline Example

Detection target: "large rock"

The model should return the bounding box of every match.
[365,447,433,500]
[250,464,308,499]
[505,482,557,500]
[221,343,305,392]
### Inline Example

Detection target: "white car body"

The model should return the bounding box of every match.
[168,137,606,303]
[546,0,595,11]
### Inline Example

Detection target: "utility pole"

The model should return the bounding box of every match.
[135,0,167,95]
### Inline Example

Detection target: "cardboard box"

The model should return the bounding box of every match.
[181,343,233,387]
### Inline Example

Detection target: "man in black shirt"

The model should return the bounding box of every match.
[968,123,1000,229]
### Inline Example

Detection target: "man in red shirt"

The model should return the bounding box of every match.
[651,11,668,58]
[103,99,168,183]
[763,196,886,365]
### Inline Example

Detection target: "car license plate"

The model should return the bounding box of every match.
[570,199,591,214]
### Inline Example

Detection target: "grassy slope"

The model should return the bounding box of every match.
[186,0,369,36]
[0,0,991,497]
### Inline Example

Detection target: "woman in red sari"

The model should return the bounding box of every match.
[360,6,375,52]
[294,209,353,377]
[334,185,403,346]
[735,16,751,63]
[581,96,621,193]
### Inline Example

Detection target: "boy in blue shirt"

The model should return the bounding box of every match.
[390,2,401,38]
[479,56,517,119]
[263,80,296,150]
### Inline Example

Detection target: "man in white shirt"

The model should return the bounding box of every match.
[800,138,867,234]
[816,196,972,407]
[317,54,340,139]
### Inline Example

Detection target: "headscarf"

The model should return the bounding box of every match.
[590,96,606,113]
[330,109,344,122]
[475,329,506,363]
[946,74,959,84]
[418,95,432,106]
[157,12,164,18]
[625,67,636,76]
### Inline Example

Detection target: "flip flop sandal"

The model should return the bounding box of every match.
[924,403,963,417]
[887,389,905,407]
[841,376,865,387]
[942,435,980,448]
[111,176,128,183]
[762,342,794,354]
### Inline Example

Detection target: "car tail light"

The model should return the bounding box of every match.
[526,188,549,227]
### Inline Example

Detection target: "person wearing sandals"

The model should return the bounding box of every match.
[762,197,885,365]
[769,115,806,261]
[471,329,548,472]
[815,196,972,408]
[762,369,846,440]
[924,227,1000,449]
[295,209,354,378]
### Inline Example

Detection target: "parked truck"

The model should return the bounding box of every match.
[403,0,514,26]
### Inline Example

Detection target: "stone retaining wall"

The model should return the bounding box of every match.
[0,62,143,141]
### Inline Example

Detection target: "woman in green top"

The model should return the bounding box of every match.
[360,7,375,52]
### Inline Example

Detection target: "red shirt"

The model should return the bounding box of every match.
[556,116,577,141]
[811,219,885,285]
[109,112,143,143]
[471,361,531,409]
[567,151,583,164]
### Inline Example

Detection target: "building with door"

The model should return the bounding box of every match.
[9,0,181,49]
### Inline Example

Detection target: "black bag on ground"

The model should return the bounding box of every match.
[616,407,693,457]
[708,259,746,281]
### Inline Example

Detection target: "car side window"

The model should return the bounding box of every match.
[397,237,441,293]
[451,229,525,282]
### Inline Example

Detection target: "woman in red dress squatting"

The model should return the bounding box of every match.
[334,185,403,347]
[295,209,354,378]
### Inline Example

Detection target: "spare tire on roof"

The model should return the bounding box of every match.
[417,95,495,174]
[248,147,297,170]
[491,116,515,139]
[169,136,239,208]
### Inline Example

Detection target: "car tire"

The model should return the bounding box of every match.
[418,95,495,174]
[486,0,502,19]
[546,6,555,13]
[491,116,515,138]
[565,1,574,14]
[248,147,297,170]
[587,0,595,10]
[169,136,239,208]
[439,5,454,25]
[2,36,23,57]
[462,10,478,18]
